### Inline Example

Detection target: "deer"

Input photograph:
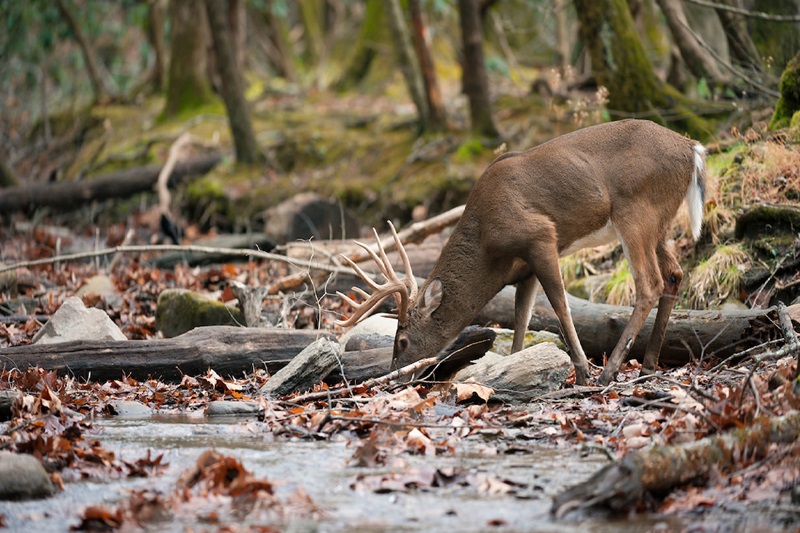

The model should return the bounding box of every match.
[337,119,706,385]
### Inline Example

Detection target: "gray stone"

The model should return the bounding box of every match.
[107,400,152,418]
[75,274,122,308]
[264,192,360,244]
[338,314,397,349]
[491,328,565,355]
[453,342,571,402]
[206,400,262,416]
[32,296,127,345]
[155,289,245,338]
[0,451,55,500]
[261,337,343,396]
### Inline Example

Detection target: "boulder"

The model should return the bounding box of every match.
[453,342,571,402]
[106,400,152,418]
[261,337,342,396]
[339,314,397,350]
[156,289,244,338]
[0,451,55,500]
[206,400,262,416]
[264,192,360,244]
[491,328,565,355]
[32,296,126,345]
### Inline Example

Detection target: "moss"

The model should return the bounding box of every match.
[454,138,485,163]
[770,52,800,130]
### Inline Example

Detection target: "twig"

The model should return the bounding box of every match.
[0,244,360,278]
[683,0,800,22]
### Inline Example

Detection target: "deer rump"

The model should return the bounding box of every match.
[339,119,707,386]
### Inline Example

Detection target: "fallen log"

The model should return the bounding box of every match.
[0,326,334,382]
[551,412,800,516]
[0,154,221,213]
[478,288,800,366]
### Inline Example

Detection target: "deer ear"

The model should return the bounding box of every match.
[419,279,443,318]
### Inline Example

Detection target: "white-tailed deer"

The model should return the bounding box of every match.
[338,119,706,385]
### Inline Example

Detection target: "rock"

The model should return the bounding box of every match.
[206,400,262,416]
[156,289,244,338]
[106,400,152,418]
[32,296,127,345]
[339,314,397,349]
[0,390,20,421]
[491,328,565,355]
[453,342,571,402]
[76,274,122,308]
[261,337,343,396]
[264,192,360,244]
[0,451,55,500]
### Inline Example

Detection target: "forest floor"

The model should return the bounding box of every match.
[1,86,800,530]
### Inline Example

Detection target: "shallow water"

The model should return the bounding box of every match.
[0,414,790,532]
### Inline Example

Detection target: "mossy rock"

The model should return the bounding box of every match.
[735,204,800,240]
[155,289,244,338]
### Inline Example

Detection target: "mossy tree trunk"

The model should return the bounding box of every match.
[459,0,500,138]
[333,0,384,92]
[163,0,216,118]
[145,0,167,93]
[574,0,708,136]
[409,0,447,132]
[770,50,800,130]
[204,0,262,165]
[55,0,114,104]
[386,0,430,132]
[714,0,762,72]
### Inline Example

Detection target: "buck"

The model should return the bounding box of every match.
[337,119,706,385]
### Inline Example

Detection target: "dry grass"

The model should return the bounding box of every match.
[687,243,750,309]
[718,140,800,209]
[604,257,636,307]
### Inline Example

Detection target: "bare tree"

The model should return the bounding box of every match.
[409,0,447,131]
[204,0,262,164]
[458,0,499,138]
[385,0,429,132]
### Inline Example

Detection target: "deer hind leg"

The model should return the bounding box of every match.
[524,241,590,385]
[598,226,664,385]
[641,239,683,376]
[512,276,540,353]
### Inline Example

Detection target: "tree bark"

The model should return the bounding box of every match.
[554,0,571,72]
[204,0,263,165]
[458,0,500,138]
[385,0,429,131]
[409,0,447,131]
[655,0,732,85]
[0,326,335,383]
[146,0,168,93]
[333,0,384,91]
[714,0,761,72]
[55,0,114,104]
[163,0,215,117]
[552,412,800,516]
[0,155,220,214]
[574,0,707,136]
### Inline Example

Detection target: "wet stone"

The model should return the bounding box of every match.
[0,451,55,500]
[205,401,263,416]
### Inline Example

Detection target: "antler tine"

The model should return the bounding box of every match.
[335,222,418,327]
[387,220,418,308]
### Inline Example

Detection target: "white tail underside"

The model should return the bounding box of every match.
[686,144,706,240]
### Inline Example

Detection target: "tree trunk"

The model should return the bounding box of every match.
[714,0,762,72]
[769,50,800,130]
[55,0,114,104]
[555,0,571,72]
[146,0,168,93]
[299,0,326,85]
[0,155,220,214]
[229,0,246,74]
[458,0,500,138]
[163,0,216,117]
[333,0,384,91]
[385,0,430,131]
[655,0,732,85]
[574,0,707,136]
[263,0,297,82]
[409,0,447,131]
[204,0,263,165]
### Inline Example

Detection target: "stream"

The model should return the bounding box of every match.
[0,414,791,532]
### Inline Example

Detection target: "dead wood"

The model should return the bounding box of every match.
[478,287,800,367]
[0,326,335,382]
[0,154,220,214]
[552,411,800,516]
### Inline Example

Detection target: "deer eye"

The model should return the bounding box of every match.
[396,336,410,352]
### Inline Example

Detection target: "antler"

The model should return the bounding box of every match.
[335,221,418,327]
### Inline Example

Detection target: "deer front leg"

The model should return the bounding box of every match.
[512,276,540,353]
[525,245,590,385]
